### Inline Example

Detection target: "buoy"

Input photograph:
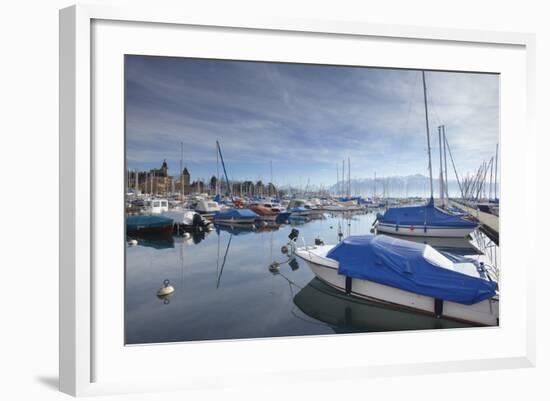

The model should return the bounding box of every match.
[157,279,175,297]
[269,262,280,273]
[182,232,191,239]
[128,239,138,246]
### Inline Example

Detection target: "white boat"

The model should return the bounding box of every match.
[374,221,477,238]
[195,199,221,214]
[294,235,498,326]
[149,198,169,214]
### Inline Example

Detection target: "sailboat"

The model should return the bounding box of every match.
[374,71,478,238]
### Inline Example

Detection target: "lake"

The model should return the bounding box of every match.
[125,210,495,344]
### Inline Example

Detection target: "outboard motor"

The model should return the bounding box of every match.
[288,228,299,242]
[282,229,300,255]
[192,212,202,229]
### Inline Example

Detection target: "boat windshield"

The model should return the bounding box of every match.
[422,245,453,270]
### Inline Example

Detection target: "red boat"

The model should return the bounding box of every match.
[249,205,278,220]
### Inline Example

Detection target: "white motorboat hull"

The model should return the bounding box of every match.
[375,222,477,238]
[295,245,498,326]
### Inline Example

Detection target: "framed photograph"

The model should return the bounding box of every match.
[59,4,536,396]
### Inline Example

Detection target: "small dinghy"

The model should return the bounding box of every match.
[294,234,498,326]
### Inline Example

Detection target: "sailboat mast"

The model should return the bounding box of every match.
[438,125,444,203]
[336,164,339,197]
[270,160,273,197]
[442,125,449,201]
[348,157,351,198]
[180,142,184,200]
[342,159,345,197]
[422,71,434,200]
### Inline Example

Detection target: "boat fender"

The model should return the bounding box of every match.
[424,224,428,233]
[345,276,352,295]
[434,298,444,318]
[395,224,399,232]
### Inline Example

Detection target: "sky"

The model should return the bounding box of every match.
[125,55,499,189]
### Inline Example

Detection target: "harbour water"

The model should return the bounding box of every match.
[125,210,497,344]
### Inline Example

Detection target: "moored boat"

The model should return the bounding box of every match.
[294,234,498,326]
[374,198,478,238]
[126,215,174,236]
[213,208,259,224]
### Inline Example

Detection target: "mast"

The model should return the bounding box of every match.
[422,71,434,200]
[374,171,377,198]
[180,142,184,200]
[348,157,351,198]
[216,143,220,196]
[342,159,345,198]
[270,160,273,197]
[216,140,232,199]
[437,125,445,204]
[336,164,339,197]
[442,125,449,201]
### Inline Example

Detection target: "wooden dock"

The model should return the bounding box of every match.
[449,200,499,245]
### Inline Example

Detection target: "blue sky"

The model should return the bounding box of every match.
[126,55,499,189]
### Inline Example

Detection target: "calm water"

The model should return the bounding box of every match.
[125,210,493,344]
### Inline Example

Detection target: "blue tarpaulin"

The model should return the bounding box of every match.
[214,208,259,220]
[326,235,496,305]
[379,198,477,228]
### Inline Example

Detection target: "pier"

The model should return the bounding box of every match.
[450,200,499,245]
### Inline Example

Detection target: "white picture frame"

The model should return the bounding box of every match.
[59,4,536,397]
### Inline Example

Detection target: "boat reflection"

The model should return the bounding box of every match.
[293,278,474,332]
[130,236,175,250]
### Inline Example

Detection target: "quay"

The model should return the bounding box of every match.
[450,200,499,245]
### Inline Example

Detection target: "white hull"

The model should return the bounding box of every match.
[214,218,256,225]
[375,222,477,238]
[295,245,498,326]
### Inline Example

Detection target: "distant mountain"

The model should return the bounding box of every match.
[329,174,465,198]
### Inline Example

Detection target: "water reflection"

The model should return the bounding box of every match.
[294,278,475,332]
[125,210,496,344]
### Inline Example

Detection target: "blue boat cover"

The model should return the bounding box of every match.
[379,198,477,228]
[214,208,259,220]
[126,215,173,230]
[326,235,496,305]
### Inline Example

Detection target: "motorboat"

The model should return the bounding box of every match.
[294,278,475,332]
[162,210,212,231]
[294,234,498,326]
[195,198,222,214]
[249,204,291,223]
